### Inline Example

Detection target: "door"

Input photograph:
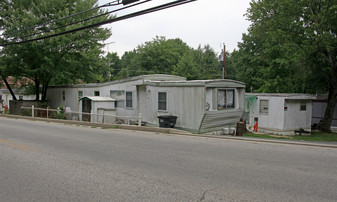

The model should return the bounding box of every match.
[82,99,91,122]
[137,85,148,121]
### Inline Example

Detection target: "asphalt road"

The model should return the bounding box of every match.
[1,117,337,201]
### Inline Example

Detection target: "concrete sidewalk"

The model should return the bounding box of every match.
[1,114,337,149]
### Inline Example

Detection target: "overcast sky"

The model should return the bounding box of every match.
[98,0,252,57]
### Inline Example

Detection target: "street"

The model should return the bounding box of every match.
[1,116,337,201]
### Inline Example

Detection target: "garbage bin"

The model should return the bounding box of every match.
[157,115,178,128]
[236,121,245,136]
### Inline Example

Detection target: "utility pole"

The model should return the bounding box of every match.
[105,41,115,82]
[222,44,226,79]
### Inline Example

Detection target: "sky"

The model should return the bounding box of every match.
[98,0,252,57]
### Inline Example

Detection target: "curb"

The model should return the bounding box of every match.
[1,114,337,149]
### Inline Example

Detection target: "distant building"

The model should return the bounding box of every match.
[0,76,35,111]
[0,89,36,112]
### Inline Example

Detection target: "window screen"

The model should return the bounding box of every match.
[62,91,65,101]
[126,91,133,108]
[300,101,306,111]
[217,89,235,110]
[260,100,269,114]
[158,92,167,111]
[78,91,83,99]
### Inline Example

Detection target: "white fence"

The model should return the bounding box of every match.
[21,105,142,126]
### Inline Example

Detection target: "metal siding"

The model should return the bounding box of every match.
[199,109,244,133]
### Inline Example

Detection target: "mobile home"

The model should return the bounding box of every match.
[47,74,245,133]
[244,93,316,135]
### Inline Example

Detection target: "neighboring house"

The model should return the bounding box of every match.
[0,89,36,110]
[244,93,316,135]
[312,94,337,127]
[1,77,36,111]
[47,74,245,133]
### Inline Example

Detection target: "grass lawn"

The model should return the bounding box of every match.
[243,131,337,142]
[243,133,291,140]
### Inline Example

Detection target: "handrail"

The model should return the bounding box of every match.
[21,105,142,126]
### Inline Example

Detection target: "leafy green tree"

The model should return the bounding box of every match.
[193,45,222,79]
[116,37,222,80]
[136,36,190,74]
[233,0,336,131]
[99,52,122,82]
[117,50,146,79]
[173,51,199,80]
[0,0,111,101]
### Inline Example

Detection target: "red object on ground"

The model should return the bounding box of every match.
[254,122,258,132]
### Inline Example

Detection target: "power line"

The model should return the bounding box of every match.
[15,0,153,40]
[3,1,122,37]
[0,0,196,47]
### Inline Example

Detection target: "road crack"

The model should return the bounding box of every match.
[198,186,221,202]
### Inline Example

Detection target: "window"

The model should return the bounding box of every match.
[110,90,125,108]
[217,89,234,110]
[259,100,269,114]
[158,92,167,111]
[78,91,83,99]
[300,101,306,111]
[94,91,100,96]
[126,91,133,108]
[62,91,65,101]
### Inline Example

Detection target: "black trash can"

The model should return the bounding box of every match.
[157,115,178,128]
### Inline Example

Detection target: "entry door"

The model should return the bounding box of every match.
[82,99,91,122]
[137,85,148,121]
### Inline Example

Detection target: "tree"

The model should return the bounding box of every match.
[135,36,191,74]
[172,51,199,80]
[116,37,222,80]
[106,52,122,81]
[0,0,111,101]
[234,0,337,132]
[193,45,222,79]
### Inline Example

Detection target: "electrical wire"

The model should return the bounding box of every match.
[3,0,122,37]
[0,0,196,47]
[16,0,153,40]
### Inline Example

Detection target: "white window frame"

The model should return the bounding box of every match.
[126,91,133,109]
[217,89,235,110]
[158,92,168,112]
[300,101,307,111]
[259,100,269,115]
[78,91,83,100]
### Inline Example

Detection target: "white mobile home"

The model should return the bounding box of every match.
[47,74,245,133]
[244,93,316,135]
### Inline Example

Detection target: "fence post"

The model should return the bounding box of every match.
[138,113,142,126]
[32,105,34,118]
[47,107,49,118]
